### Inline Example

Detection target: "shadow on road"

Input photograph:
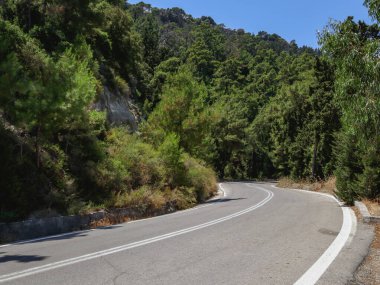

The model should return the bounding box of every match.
[0,254,48,263]
[24,232,89,244]
[9,225,124,247]
[204,198,247,205]
[221,180,277,184]
[97,225,122,230]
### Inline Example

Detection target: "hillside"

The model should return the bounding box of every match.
[0,0,379,222]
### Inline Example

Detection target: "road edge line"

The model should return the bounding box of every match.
[271,185,355,285]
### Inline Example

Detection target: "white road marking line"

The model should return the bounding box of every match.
[346,209,357,246]
[219,183,227,197]
[294,206,352,285]
[0,184,274,283]
[270,184,355,285]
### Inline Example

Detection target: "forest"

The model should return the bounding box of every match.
[0,0,379,222]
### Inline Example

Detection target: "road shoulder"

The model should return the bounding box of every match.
[347,215,379,285]
[317,219,374,285]
[273,184,375,285]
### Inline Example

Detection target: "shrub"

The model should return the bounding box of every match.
[184,154,217,202]
[158,133,185,187]
[107,128,164,189]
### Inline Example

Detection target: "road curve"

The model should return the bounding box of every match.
[0,182,358,285]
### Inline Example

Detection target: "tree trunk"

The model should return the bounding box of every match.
[36,125,41,169]
[311,131,319,179]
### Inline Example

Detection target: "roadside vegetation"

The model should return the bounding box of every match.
[277,177,336,195]
[0,0,379,222]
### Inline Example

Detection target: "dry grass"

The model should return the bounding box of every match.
[372,225,380,248]
[88,187,199,229]
[374,225,380,249]
[113,187,168,212]
[277,177,301,188]
[362,199,380,216]
[352,206,363,221]
[90,216,131,228]
[277,176,336,195]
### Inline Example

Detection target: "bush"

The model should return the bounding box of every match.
[113,186,166,212]
[158,133,185,187]
[106,128,164,189]
[104,129,217,206]
[184,154,217,202]
[0,122,217,222]
[333,132,380,204]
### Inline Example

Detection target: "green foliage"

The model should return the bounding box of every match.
[333,132,362,204]
[0,19,96,132]
[359,140,380,199]
[91,1,141,77]
[183,154,217,202]
[0,125,70,222]
[364,0,380,21]
[320,1,380,201]
[144,57,182,113]
[213,56,248,94]
[320,18,380,140]
[0,1,221,222]
[7,0,376,220]
[145,68,217,159]
[187,23,226,81]
[86,128,214,206]
[136,6,341,183]
[0,44,28,106]
[135,13,160,68]
[249,54,339,180]
[158,133,185,186]
[106,128,162,190]
[88,110,107,135]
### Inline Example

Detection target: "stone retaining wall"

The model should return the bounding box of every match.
[0,205,175,244]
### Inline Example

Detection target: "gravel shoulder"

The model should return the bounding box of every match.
[348,211,380,285]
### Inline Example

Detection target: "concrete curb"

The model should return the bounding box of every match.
[355,201,380,224]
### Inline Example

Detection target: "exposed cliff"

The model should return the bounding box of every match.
[94,86,141,131]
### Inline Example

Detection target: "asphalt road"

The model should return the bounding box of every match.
[0,182,373,285]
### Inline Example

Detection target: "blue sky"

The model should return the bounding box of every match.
[128,0,372,48]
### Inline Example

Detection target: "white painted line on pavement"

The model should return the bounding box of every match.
[219,183,227,197]
[294,206,352,285]
[270,185,355,285]
[0,184,274,283]
[347,209,357,246]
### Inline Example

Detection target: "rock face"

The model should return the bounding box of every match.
[94,86,140,131]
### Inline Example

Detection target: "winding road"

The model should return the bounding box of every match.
[0,182,372,284]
